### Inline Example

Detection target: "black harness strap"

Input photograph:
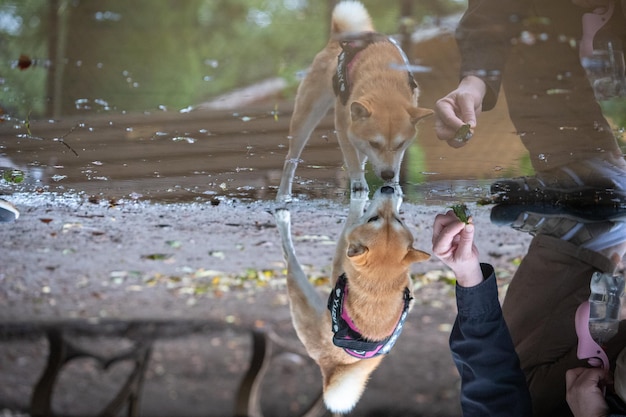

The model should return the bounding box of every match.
[327,273,412,359]
[332,32,418,105]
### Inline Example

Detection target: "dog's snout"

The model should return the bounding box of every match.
[380,186,394,195]
[381,169,395,181]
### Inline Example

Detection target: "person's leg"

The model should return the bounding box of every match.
[502,27,624,172]
[495,26,626,207]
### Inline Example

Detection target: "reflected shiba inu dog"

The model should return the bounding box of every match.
[274,187,430,413]
[276,1,433,202]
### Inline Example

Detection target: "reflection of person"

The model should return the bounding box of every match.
[432,210,626,416]
[434,1,626,415]
[432,210,532,416]
[435,0,626,199]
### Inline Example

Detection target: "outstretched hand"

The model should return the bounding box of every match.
[432,210,483,287]
[434,75,487,148]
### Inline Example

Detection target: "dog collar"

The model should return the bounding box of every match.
[332,32,418,105]
[327,273,412,359]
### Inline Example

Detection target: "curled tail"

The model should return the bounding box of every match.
[331,1,374,36]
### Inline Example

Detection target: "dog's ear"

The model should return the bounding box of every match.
[403,247,430,265]
[347,243,369,265]
[351,101,372,121]
[409,107,434,125]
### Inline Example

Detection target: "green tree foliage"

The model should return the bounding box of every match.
[0,0,49,117]
[1,0,462,118]
[601,98,626,148]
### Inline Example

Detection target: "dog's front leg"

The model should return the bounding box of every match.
[335,125,369,200]
[273,209,327,328]
[276,73,335,203]
[350,148,370,201]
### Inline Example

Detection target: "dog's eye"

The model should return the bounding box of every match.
[369,142,382,150]
[394,217,403,225]
[367,215,379,223]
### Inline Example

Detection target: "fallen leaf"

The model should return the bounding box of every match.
[2,169,24,184]
[450,204,470,224]
[142,253,172,261]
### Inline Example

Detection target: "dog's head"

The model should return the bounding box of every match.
[348,97,433,183]
[345,186,430,272]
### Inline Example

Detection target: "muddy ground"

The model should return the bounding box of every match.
[0,192,532,417]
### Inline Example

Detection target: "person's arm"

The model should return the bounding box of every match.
[432,211,532,416]
[434,0,530,145]
[450,264,532,416]
[455,0,529,111]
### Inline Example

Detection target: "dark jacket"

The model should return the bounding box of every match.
[450,263,533,416]
[450,263,626,417]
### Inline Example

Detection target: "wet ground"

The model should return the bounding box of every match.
[0,191,531,417]
[0,97,526,205]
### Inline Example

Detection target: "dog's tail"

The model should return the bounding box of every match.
[331,1,374,36]
[322,357,382,414]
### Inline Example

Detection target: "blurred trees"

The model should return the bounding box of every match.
[0,0,49,117]
[1,0,463,118]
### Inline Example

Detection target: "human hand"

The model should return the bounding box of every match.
[432,210,482,287]
[434,75,486,148]
[565,367,610,417]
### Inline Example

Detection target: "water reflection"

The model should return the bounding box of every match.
[0,1,529,205]
[1,105,335,203]
[0,1,625,417]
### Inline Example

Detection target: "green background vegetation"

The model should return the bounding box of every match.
[0,0,463,118]
[1,0,622,149]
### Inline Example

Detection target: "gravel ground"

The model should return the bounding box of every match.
[0,192,532,417]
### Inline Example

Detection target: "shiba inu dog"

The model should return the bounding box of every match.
[276,1,433,202]
[274,186,430,413]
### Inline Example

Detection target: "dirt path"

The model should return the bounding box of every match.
[0,192,531,416]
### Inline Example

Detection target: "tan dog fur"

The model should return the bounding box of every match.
[274,187,430,413]
[276,1,433,202]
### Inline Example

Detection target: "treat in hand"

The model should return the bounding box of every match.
[450,203,471,224]
[453,124,473,143]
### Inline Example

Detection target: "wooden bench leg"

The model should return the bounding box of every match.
[30,330,152,417]
[233,329,330,417]
[234,330,271,417]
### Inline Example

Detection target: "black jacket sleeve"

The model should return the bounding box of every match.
[450,263,532,417]
[456,0,529,110]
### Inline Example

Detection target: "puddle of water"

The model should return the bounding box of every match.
[1,2,626,417]
[0,1,535,206]
[0,102,526,205]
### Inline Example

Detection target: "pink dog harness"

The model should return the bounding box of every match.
[327,274,412,359]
